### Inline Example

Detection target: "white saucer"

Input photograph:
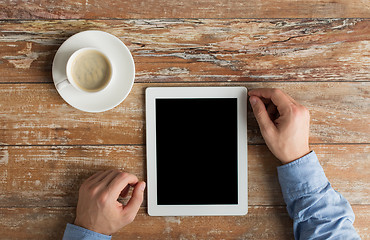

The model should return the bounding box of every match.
[52,30,135,112]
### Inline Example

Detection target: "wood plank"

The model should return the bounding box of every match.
[0,206,368,239]
[0,144,368,207]
[0,82,369,145]
[0,0,369,19]
[1,19,369,83]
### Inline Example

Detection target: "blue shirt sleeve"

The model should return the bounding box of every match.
[62,223,112,240]
[277,151,361,239]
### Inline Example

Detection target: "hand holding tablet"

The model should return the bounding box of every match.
[146,87,248,216]
[249,88,310,164]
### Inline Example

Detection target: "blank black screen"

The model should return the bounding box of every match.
[156,98,238,205]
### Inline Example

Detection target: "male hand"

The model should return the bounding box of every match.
[249,88,310,164]
[74,169,146,235]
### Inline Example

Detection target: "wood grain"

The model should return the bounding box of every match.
[0,144,368,208]
[0,82,369,145]
[1,0,369,238]
[0,19,369,83]
[0,206,368,239]
[0,0,369,19]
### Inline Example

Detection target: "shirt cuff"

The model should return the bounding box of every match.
[63,223,112,240]
[277,151,328,202]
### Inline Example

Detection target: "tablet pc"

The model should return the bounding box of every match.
[146,87,247,216]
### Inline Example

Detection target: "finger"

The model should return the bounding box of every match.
[88,169,115,186]
[108,172,139,198]
[122,181,146,216]
[249,88,293,110]
[100,169,121,187]
[85,171,104,182]
[284,93,298,105]
[83,171,106,188]
[249,96,276,136]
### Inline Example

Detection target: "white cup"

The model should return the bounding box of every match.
[56,47,113,93]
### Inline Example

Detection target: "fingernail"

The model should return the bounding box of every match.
[140,182,146,191]
[249,97,257,106]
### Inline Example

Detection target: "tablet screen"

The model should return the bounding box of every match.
[156,98,238,205]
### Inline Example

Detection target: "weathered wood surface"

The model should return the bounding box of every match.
[1,3,370,239]
[0,144,368,208]
[0,82,369,145]
[1,19,369,83]
[0,206,368,240]
[0,0,369,19]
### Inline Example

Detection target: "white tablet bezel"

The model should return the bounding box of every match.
[146,87,248,216]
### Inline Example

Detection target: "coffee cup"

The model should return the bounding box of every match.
[56,48,113,93]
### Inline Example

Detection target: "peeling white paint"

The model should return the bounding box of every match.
[158,67,190,75]
[165,216,182,224]
[0,169,7,183]
[163,226,172,233]
[2,42,40,69]
[0,150,9,165]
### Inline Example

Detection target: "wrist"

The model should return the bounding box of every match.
[73,218,94,233]
[74,219,108,236]
[281,148,311,165]
[73,218,87,230]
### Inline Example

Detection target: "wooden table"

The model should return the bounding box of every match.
[0,1,369,239]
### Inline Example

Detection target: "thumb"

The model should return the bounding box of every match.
[122,181,145,218]
[249,96,276,136]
